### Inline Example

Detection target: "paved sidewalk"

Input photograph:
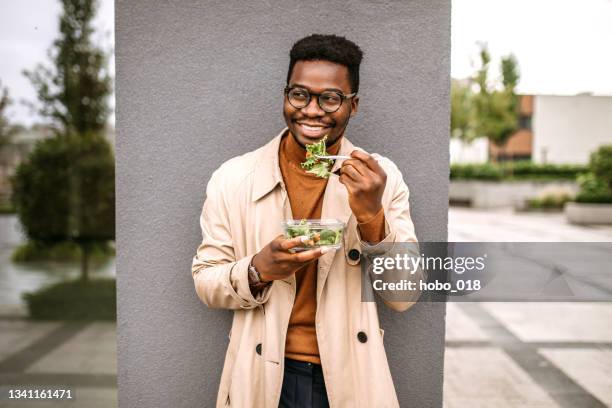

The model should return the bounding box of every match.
[449,206,612,242]
[445,206,612,407]
[0,319,117,408]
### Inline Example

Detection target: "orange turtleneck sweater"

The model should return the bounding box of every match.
[279,130,386,364]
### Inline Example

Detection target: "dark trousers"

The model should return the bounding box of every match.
[279,358,330,408]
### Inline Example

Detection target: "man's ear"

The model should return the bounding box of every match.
[350,96,359,117]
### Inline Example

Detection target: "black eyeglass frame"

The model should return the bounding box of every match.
[284,86,357,113]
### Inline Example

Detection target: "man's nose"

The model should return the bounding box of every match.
[301,95,326,117]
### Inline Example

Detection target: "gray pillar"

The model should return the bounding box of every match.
[116,1,450,407]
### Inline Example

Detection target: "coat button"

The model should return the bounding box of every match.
[255,343,262,355]
[348,249,360,261]
[357,331,368,343]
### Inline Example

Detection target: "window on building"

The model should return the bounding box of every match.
[519,115,532,130]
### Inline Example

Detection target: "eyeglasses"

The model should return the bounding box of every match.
[284,86,356,113]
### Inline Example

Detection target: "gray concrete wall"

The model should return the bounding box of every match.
[115,1,450,407]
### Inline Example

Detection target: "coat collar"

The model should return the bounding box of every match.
[251,127,356,203]
[251,128,286,202]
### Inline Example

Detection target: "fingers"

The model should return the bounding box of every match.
[278,235,310,251]
[340,162,361,181]
[277,235,330,258]
[340,161,384,195]
[350,149,385,175]
[338,173,358,194]
[341,159,374,181]
[290,246,330,263]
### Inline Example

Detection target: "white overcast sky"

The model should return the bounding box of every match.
[0,0,114,126]
[1,0,612,126]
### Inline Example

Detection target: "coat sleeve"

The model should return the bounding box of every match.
[191,170,273,310]
[357,160,427,312]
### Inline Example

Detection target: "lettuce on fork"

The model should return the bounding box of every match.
[301,136,333,178]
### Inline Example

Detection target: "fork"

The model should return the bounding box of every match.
[314,154,382,176]
[314,154,383,161]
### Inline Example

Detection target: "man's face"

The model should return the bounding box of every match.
[283,60,359,148]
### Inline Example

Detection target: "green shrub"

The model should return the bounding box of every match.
[450,163,503,180]
[23,278,116,321]
[589,145,612,189]
[527,194,572,209]
[451,161,586,181]
[577,172,608,195]
[575,192,612,204]
[509,161,586,180]
[11,133,115,243]
[12,240,115,263]
[572,145,612,203]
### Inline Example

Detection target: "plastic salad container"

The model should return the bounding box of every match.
[282,219,345,252]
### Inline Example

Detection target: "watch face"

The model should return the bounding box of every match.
[248,263,271,287]
[248,266,260,284]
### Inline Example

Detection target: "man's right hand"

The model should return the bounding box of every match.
[252,235,330,282]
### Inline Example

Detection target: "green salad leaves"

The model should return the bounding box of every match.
[301,136,333,178]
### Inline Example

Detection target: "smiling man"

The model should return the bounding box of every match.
[192,34,424,408]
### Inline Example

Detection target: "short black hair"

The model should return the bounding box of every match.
[287,34,363,93]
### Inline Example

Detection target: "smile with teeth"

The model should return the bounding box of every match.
[298,123,330,137]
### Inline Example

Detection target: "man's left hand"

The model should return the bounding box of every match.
[338,150,387,223]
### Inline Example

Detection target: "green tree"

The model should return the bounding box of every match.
[0,80,18,150]
[23,0,111,135]
[501,54,519,90]
[473,43,491,97]
[12,133,115,282]
[471,43,520,160]
[15,0,114,280]
[450,78,476,142]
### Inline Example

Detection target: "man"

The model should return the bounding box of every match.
[192,34,424,408]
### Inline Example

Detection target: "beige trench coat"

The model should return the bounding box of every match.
[191,128,424,408]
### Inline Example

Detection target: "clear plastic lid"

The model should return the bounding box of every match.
[282,219,345,251]
[281,219,345,228]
